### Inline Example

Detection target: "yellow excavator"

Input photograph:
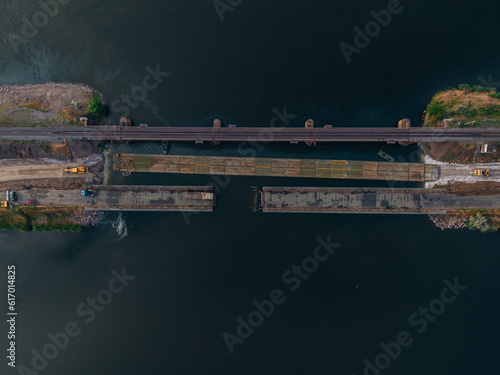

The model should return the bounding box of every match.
[64,167,88,174]
[474,169,489,177]
[1,201,7,208]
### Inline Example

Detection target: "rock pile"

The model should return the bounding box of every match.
[73,211,105,227]
[429,214,467,230]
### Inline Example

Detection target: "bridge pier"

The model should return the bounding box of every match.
[305,119,314,146]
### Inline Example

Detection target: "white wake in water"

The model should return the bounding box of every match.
[111,213,128,241]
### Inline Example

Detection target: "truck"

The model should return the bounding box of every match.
[5,190,17,202]
[474,169,490,177]
[81,189,98,197]
[64,167,88,174]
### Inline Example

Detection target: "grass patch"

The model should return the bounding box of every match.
[0,206,85,232]
[0,209,31,231]
[20,98,51,112]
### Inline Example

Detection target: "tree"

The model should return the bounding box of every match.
[467,213,491,233]
[458,84,472,91]
[427,100,446,119]
[87,92,105,117]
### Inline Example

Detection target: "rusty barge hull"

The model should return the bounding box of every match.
[113,154,439,182]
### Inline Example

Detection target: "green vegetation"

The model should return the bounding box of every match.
[425,85,500,127]
[473,85,494,92]
[33,223,83,232]
[0,207,84,232]
[87,92,105,118]
[32,212,83,232]
[457,84,496,93]
[427,100,447,120]
[0,209,30,231]
[466,212,492,233]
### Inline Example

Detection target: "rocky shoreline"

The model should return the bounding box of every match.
[73,210,105,227]
[428,214,468,231]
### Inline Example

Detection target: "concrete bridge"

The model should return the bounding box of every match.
[2,126,500,144]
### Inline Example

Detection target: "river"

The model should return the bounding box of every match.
[1,0,500,374]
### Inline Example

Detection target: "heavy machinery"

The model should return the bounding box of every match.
[1,201,7,208]
[474,169,490,177]
[64,167,88,174]
[5,190,17,202]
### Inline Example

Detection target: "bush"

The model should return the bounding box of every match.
[0,214,31,232]
[87,92,105,118]
[33,224,50,232]
[489,93,500,99]
[467,213,491,233]
[458,84,472,91]
[478,104,500,117]
[472,85,495,93]
[427,100,447,119]
[462,106,478,118]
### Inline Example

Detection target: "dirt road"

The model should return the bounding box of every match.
[0,155,103,187]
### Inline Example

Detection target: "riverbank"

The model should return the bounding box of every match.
[422,85,500,231]
[423,85,500,163]
[0,82,105,127]
[0,206,104,232]
[430,210,500,232]
[0,83,108,231]
[424,85,500,128]
[0,82,108,197]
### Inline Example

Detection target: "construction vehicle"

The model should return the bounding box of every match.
[64,167,88,174]
[81,189,98,197]
[1,201,7,208]
[5,190,17,202]
[474,169,490,177]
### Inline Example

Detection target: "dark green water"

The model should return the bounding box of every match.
[1,0,500,374]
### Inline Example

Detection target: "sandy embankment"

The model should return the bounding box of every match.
[424,155,500,188]
[0,154,103,185]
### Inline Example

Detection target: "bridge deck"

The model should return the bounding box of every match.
[260,187,500,213]
[260,187,500,214]
[113,154,439,182]
[2,126,500,143]
[14,185,215,212]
